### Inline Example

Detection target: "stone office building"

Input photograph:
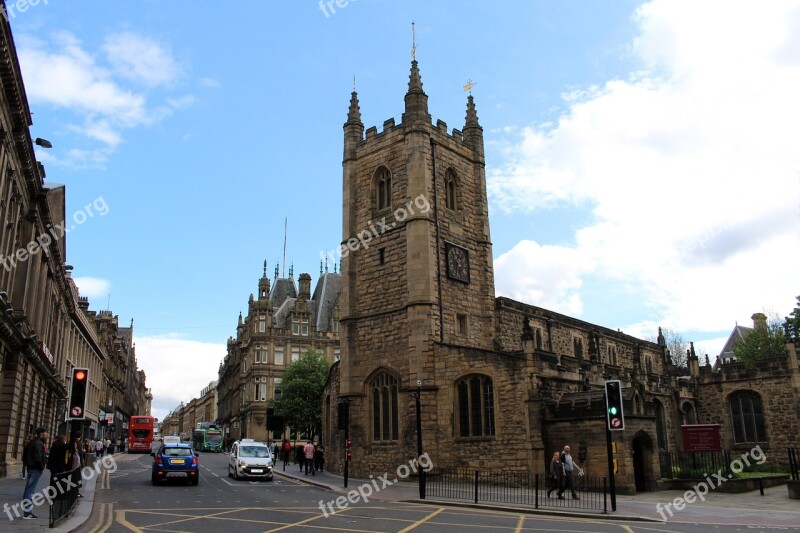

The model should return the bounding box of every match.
[217,263,341,442]
[321,58,800,493]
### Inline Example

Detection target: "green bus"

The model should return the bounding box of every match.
[192,423,223,452]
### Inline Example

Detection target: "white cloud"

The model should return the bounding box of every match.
[102,32,180,88]
[495,240,595,316]
[73,277,111,300]
[136,336,225,422]
[489,0,800,337]
[198,77,221,88]
[17,31,183,156]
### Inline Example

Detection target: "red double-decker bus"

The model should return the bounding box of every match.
[128,415,155,453]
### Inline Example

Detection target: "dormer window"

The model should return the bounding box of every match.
[301,316,309,336]
[376,167,392,210]
[292,316,300,335]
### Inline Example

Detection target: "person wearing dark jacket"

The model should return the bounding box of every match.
[21,427,48,520]
[47,435,70,475]
[547,451,564,498]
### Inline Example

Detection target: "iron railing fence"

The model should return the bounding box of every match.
[425,468,608,513]
[659,450,733,479]
[48,467,81,528]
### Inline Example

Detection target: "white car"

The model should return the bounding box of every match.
[228,439,274,481]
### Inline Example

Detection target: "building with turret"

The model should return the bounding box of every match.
[217,262,341,442]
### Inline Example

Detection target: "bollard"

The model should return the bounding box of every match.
[759,477,764,496]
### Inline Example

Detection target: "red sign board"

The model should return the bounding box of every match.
[681,424,721,452]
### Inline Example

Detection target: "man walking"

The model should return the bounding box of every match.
[557,444,580,500]
[21,427,48,519]
[303,440,315,476]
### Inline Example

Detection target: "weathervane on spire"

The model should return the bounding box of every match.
[463,79,477,93]
[353,75,357,91]
[411,21,416,60]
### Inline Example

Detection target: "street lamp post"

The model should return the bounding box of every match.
[413,380,425,499]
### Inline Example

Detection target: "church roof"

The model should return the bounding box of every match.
[312,272,340,332]
[715,324,754,366]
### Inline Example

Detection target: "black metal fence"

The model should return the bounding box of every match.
[659,451,732,479]
[425,468,608,513]
[789,448,799,481]
[48,467,81,528]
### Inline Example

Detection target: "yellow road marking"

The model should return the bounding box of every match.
[515,514,525,532]
[397,507,444,532]
[115,510,143,532]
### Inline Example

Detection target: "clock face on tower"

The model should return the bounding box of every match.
[446,242,470,283]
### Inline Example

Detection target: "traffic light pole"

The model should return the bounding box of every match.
[605,424,617,512]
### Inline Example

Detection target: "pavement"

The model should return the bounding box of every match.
[0,452,110,533]
[2,454,799,530]
[272,461,800,527]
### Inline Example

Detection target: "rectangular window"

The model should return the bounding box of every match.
[301,317,309,336]
[259,384,267,402]
[292,317,300,335]
[332,319,339,333]
[274,346,284,366]
[254,350,261,363]
[273,378,282,399]
[334,348,341,362]
[291,347,300,362]
[259,317,266,333]
[457,314,467,335]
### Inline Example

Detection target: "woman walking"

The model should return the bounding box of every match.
[547,451,564,498]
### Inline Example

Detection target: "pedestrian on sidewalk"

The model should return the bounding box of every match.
[20,433,32,478]
[95,438,104,457]
[21,427,48,520]
[557,445,580,500]
[295,444,305,472]
[303,440,315,476]
[314,442,325,472]
[547,451,563,498]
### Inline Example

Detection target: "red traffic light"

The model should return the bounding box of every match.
[346,438,352,447]
[74,370,87,381]
[346,451,352,461]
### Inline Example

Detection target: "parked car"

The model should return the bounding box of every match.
[228,439,273,481]
[151,443,200,486]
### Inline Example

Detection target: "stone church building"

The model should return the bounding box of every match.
[321,59,800,494]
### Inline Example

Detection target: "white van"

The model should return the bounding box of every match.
[228,439,273,481]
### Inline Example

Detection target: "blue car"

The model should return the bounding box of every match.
[151,443,200,486]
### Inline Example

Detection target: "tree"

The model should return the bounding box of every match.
[733,314,787,366]
[785,295,800,340]
[270,349,331,439]
[649,328,691,368]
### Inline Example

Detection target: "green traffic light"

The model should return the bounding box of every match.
[609,407,618,415]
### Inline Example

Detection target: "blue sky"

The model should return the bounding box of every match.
[9,0,799,421]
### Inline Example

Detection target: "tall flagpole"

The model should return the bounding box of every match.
[282,218,287,278]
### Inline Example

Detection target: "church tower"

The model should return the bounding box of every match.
[337,58,496,474]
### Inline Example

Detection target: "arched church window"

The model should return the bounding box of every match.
[369,371,398,441]
[376,167,392,211]
[445,169,458,210]
[729,391,767,444]
[456,374,495,437]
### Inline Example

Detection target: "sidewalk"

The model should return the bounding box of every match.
[274,464,800,527]
[0,452,114,533]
